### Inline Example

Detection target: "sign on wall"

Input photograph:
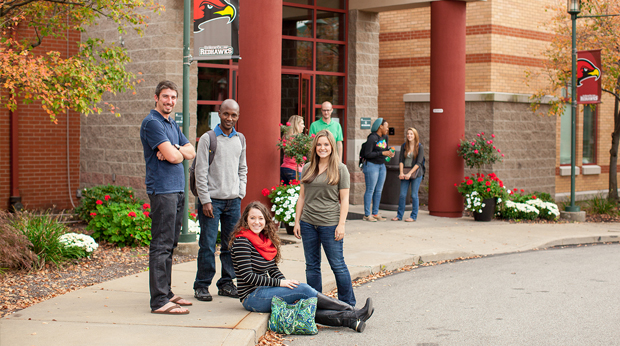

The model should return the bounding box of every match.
[193,0,240,60]
[576,49,602,104]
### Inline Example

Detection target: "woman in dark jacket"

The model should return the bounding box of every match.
[362,118,395,222]
[392,127,425,222]
[230,201,374,332]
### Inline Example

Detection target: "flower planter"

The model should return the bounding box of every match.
[284,223,295,235]
[474,198,496,222]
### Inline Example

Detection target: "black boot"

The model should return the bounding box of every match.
[316,293,374,322]
[315,309,366,333]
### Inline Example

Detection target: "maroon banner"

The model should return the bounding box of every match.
[193,0,239,60]
[576,49,602,104]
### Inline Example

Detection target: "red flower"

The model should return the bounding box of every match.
[143,203,150,210]
[143,211,150,217]
[477,177,483,182]
[90,212,97,217]
[278,123,283,126]
[481,132,485,135]
[128,211,137,217]
[466,180,473,185]
[190,213,196,218]
[454,183,457,187]
[477,133,481,137]
[491,134,495,138]
[290,180,299,185]
[513,188,518,192]
[532,196,537,199]
[499,182,504,187]
[302,156,307,161]
[474,149,479,154]
[311,134,316,138]
[501,154,505,157]
[485,181,491,186]
[286,122,291,126]
[487,188,491,192]
[520,189,524,193]
[262,188,270,196]
[104,195,110,201]
[96,200,103,205]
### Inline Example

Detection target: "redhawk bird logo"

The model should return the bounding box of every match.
[577,58,601,87]
[194,0,237,32]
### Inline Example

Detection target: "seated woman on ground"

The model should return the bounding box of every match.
[230,201,374,332]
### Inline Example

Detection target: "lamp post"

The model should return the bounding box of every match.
[566,0,581,212]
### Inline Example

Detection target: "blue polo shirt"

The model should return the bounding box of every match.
[140,109,190,195]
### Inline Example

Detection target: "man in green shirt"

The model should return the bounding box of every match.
[309,101,343,161]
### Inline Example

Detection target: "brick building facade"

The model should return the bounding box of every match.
[1,26,81,211]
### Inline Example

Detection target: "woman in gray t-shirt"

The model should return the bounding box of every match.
[293,130,356,307]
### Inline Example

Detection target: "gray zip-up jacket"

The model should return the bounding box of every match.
[195,127,247,204]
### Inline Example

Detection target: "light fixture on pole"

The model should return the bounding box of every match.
[567,0,581,14]
[565,0,581,212]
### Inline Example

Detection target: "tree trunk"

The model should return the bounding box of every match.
[608,90,620,202]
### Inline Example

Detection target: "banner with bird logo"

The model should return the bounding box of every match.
[576,49,601,104]
[193,0,239,60]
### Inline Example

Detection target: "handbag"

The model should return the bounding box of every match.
[268,296,318,335]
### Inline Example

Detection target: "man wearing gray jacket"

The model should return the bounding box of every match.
[193,99,247,302]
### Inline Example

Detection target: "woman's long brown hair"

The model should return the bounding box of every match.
[404,127,420,158]
[284,115,304,140]
[300,129,340,185]
[229,201,282,263]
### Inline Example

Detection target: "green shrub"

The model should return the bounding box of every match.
[532,191,554,203]
[9,211,70,270]
[0,212,36,271]
[88,202,152,247]
[587,195,618,215]
[76,185,142,222]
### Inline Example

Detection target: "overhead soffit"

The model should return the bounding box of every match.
[349,0,484,13]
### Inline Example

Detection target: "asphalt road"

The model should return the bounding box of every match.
[287,243,620,346]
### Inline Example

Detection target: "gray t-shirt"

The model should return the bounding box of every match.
[300,162,350,226]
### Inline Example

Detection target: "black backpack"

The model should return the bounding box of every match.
[358,134,372,168]
[189,130,246,197]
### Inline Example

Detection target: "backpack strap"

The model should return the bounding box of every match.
[207,129,217,165]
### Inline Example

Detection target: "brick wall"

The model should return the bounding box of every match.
[0,25,81,210]
[80,0,197,203]
[405,99,556,204]
[347,10,380,204]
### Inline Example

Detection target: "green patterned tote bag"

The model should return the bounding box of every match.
[268,296,318,335]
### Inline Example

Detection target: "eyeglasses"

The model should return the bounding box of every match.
[321,109,332,112]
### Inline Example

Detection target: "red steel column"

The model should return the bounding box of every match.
[429,1,466,218]
[238,0,282,209]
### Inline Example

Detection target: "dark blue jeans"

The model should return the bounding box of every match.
[397,175,423,220]
[148,192,184,310]
[299,221,356,307]
[242,283,318,313]
[194,198,240,290]
[280,167,298,185]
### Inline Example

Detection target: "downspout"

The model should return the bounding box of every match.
[9,105,23,211]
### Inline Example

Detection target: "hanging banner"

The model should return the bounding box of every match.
[193,0,240,60]
[576,49,602,104]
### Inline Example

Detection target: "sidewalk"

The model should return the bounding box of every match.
[2,205,619,346]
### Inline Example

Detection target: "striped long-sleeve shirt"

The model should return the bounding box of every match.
[231,237,285,301]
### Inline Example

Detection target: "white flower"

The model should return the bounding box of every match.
[59,233,99,253]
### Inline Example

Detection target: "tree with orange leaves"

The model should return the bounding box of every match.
[1,0,164,122]
[526,0,620,201]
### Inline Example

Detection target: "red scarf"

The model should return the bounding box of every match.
[235,229,277,261]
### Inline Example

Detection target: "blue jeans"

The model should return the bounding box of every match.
[280,167,297,185]
[363,161,387,216]
[148,192,184,310]
[397,175,423,220]
[194,198,241,290]
[242,283,318,313]
[299,221,356,306]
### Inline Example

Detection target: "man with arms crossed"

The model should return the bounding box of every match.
[194,99,247,302]
[140,80,196,314]
[309,101,343,161]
